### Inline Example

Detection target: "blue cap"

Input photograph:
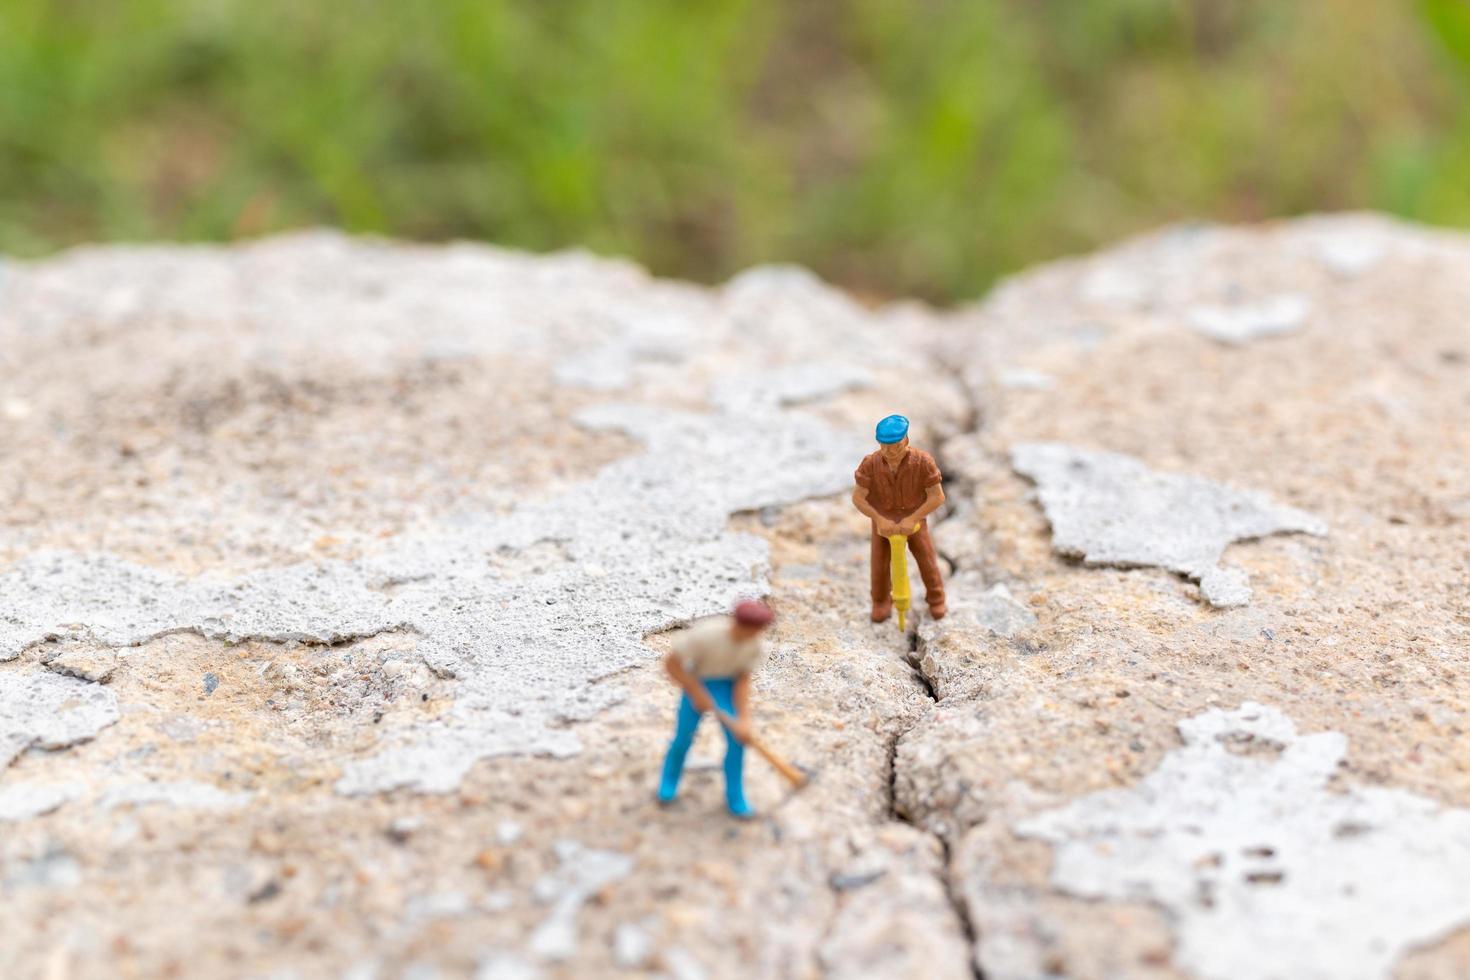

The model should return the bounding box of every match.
[875,414,909,444]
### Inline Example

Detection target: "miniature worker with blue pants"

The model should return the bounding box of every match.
[657,600,775,818]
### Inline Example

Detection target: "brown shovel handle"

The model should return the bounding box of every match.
[712,708,808,788]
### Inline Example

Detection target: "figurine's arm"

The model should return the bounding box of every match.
[727,672,753,745]
[664,653,717,714]
[898,483,945,534]
[853,486,899,536]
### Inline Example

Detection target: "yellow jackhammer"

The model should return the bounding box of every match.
[887,526,913,630]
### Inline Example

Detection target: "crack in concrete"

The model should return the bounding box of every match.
[883,674,986,980]
[875,375,990,980]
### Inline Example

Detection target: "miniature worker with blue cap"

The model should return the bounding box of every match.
[657,599,775,818]
[852,415,948,622]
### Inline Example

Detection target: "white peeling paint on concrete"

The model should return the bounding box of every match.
[947,582,1036,639]
[1185,293,1310,345]
[100,781,254,811]
[0,782,77,821]
[0,233,704,370]
[476,952,542,980]
[1015,702,1470,980]
[707,362,872,414]
[1011,443,1326,607]
[1078,224,1227,312]
[527,841,634,962]
[996,368,1056,391]
[0,669,120,770]
[553,311,696,391]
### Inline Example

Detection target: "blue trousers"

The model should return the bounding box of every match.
[658,677,749,814]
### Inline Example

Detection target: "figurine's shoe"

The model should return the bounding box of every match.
[870,601,893,623]
[928,601,947,620]
[657,771,681,805]
[726,797,755,819]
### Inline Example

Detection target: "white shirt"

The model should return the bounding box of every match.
[672,617,765,678]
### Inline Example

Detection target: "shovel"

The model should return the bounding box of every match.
[696,682,810,788]
[712,706,810,788]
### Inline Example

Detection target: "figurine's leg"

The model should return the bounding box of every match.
[707,679,751,818]
[870,529,893,622]
[657,692,703,803]
[909,520,947,618]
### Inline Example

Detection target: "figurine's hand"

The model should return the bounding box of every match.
[725,716,753,745]
[896,518,919,535]
[875,518,899,537]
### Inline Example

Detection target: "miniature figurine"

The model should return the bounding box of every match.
[852,415,947,623]
[657,600,776,818]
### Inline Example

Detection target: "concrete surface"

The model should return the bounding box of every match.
[1,214,1467,979]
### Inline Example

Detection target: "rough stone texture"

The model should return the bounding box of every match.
[2,214,1468,979]
[1011,442,1327,607]
[1017,703,1470,980]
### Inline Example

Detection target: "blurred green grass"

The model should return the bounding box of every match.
[2,0,1469,301]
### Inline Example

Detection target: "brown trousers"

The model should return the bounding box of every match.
[870,519,946,611]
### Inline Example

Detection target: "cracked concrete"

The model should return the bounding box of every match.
[3,214,1469,978]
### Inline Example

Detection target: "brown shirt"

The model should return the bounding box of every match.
[854,448,943,520]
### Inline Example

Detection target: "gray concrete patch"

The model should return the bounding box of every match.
[996,368,1056,391]
[99,781,254,811]
[707,362,872,414]
[0,669,120,770]
[554,312,695,391]
[0,782,77,821]
[527,840,635,962]
[1011,443,1326,607]
[949,581,1036,638]
[1185,293,1310,345]
[1016,703,1470,980]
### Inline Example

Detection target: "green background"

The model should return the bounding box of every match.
[4,0,1470,301]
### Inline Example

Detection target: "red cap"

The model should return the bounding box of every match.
[733,600,775,628]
